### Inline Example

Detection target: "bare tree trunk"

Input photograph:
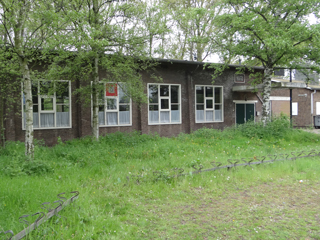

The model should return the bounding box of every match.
[91,0,100,141]
[21,58,34,158]
[92,55,99,141]
[261,67,273,125]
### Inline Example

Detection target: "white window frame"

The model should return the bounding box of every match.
[195,85,224,123]
[21,80,72,130]
[147,83,182,125]
[94,82,132,127]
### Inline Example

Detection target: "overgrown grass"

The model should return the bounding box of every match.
[1,118,320,239]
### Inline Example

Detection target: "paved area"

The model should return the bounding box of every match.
[300,128,320,134]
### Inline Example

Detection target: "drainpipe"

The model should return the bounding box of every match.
[311,90,316,126]
[311,90,316,114]
[290,69,292,127]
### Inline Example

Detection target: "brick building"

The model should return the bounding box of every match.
[1,59,319,146]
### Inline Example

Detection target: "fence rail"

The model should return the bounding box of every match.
[0,191,79,240]
[128,149,320,183]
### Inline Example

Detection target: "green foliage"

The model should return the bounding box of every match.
[237,115,291,139]
[2,157,54,177]
[215,0,320,68]
[163,0,221,61]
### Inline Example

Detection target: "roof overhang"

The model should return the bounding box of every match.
[233,80,320,92]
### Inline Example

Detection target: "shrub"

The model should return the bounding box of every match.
[2,159,54,177]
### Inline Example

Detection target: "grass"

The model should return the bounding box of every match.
[1,118,320,239]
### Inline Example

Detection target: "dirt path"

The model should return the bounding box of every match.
[301,128,320,134]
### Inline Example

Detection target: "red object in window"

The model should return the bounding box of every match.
[106,83,117,96]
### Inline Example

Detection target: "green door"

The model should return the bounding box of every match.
[236,103,255,124]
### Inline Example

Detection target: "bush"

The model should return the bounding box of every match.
[2,159,54,177]
[237,115,291,139]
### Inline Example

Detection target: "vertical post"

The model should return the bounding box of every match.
[290,69,292,128]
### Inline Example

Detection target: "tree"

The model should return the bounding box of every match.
[214,0,320,124]
[0,0,63,157]
[164,0,221,62]
[49,0,160,140]
[142,0,171,58]
[0,47,20,148]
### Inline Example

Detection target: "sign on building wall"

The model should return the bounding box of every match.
[292,102,298,116]
[316,102,320,115]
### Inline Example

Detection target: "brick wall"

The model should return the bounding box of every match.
[270,88,319,127]
[1,62,277,146]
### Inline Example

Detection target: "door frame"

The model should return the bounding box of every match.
[233,100,257,124]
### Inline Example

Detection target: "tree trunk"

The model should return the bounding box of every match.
[21,58,34,158]
[261,67,273,125]
[92,55,100,141]
[91,0,100,141]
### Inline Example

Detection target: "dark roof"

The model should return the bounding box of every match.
[155,58,265,70]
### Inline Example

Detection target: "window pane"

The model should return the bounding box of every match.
[171,85,179,103]
[160,111,170,123]
[97,83,104,102]
[196,86,204,103]
[40,113,54,127]
[107,98,117,110]
[171,105,179,111]
[171,110,180,123]
[41,98,54,111]
[119,111,130,124]
[32,84,38,104]
[40,81,54,96]
[119,104,130,111]
[215,109,222,121]
[149,85,158,103]
[99,104,104,112]
[56,105,69,112]
[107,112,118,125]
[119,85,130,103]
[161,99,169,109]
[33,104,38,113]
[196,104,204,110]
[56,112,70,127]
[206,99,213,109]
[206,87,213,98]
[149,105,159,111]
[196,110,204,122]
[215,88,222,103]
[149,110,159,123]
[99,111,105,125]
[56,82,69,103]
[33,112,39,128]
[160,85,169,97]
[206,110,214,121]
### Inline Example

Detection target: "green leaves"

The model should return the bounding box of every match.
[215,0,320,68]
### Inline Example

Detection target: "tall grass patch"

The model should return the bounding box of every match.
[1,117,320,239]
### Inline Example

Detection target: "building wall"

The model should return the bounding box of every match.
[270,88,320,127]
[7,62,309,146]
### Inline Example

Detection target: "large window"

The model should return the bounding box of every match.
[148,84,181,124]
[22,81,71,129]
[98,83,131,126]
[195,85,223,123]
